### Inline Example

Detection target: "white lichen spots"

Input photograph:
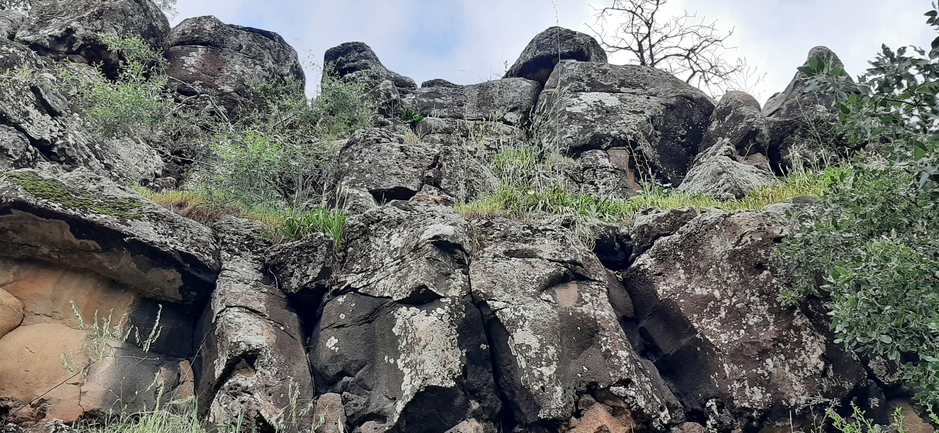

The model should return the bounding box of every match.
[326,336,339,353]
[567,92,623,114]
[390,300,463,421]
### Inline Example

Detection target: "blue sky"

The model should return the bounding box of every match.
[172,0,936,104]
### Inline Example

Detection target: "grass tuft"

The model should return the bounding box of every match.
[457,166,846,222]
[135,188,345,245]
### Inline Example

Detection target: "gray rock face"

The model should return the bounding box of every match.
[763,47,852,173]
[505,26,607,85]
[197,217,315,432]
[337,127,497,205]
[622,208,868,429]
[0,168,219,303]
[539,61,714,186]
[561,148,640,199]
[323,41,416,93]
[678,141,776,199]
[0,47,164,185]
[404,77,541,125]
[470,217,679,430]
[165,15,305,117]
[415,117,527,160]
[14,0,169,77]
[0,37,44,72]
[309,202,502,432]
[0,10,24,41]
[700,91,769,157]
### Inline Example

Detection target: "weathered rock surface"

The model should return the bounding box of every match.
[404,77,541,125]
[700,91,769,157]
[0,258,197,358]
[539,61,714,186]
[505,26,607,85]
[763,47,852,173]
[14,0,169,77]
[337,127,497,206]
[196,216,315,432]
[415,117,526,160]
[0,288,23,338]
[470,217,679,431]
[678,141,776,199]
[0,11,24,41]
[561,148,640,198]
[0,322,186,426]
[0,50,164,185]
[628,207,699,263]
[323,41,416,93]
[0,169,219,303]
[622,208,868,429]
[165,15,305,116]
[310,202,502,432]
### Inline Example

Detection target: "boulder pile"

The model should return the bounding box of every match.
[1,2,928,433]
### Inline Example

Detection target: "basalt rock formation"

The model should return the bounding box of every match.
[1,1,931,433]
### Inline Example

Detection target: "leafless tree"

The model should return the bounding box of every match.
[587,0,754,96]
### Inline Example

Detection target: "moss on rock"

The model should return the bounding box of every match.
[3,171,142,219]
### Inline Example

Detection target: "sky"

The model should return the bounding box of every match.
[171,0,936,105]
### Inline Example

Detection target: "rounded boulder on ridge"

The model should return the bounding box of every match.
[165,15,305,117]
[505,26,607,85]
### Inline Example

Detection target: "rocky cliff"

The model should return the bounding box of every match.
[0,1,931,433]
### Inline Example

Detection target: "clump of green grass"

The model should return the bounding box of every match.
[457,166,847,222]
[76,399,218,433]
[134,188,345,245]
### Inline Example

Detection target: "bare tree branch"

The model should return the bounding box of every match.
[586,0,758,97]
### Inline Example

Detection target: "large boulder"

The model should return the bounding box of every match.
[195,217,315,432]
[337,127,497,206]
[678,141,776,199]
[405,77,541,125]
[309,202,502,432]
[323,41,416,93]
[505,26,607,85]
[14,0,170,77]
[621,207,870,430]
[165,15,305,117]
[0,168,220,304]
[763,47,852,173]
[700,91,769,157]
[537,61,714,187]
[469,217,680,431]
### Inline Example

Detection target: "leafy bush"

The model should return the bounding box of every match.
[781,165,939,407]
[69,35,178,139]
[781,5,939,409]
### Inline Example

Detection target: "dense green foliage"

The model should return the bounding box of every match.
[781,6,939,409]
[70,36,178,139]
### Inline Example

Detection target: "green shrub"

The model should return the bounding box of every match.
[780,165,939,408]
[780,5,939,409]
[71,35,178,139]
